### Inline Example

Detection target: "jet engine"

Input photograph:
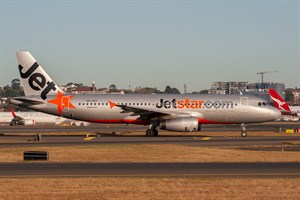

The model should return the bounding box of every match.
[10,119,35,126]
[160,117,201,132]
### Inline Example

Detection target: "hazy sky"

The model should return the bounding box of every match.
[0,0,299,93]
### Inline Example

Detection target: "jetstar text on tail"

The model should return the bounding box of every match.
[156,99,234,109]
[19,62,56,100]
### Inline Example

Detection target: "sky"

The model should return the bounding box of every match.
[0,0,299,93]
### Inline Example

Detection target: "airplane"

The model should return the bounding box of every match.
[9,51,281,137]
[9,108,35,126]
[0,108,90,126]
[268,88,300,119]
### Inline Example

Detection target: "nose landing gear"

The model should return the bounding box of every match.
[241,123,247,137]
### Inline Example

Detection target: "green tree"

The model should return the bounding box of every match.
[170,87,180,94]
[66,82,74,86]
[135,87,160,94]
[164,86,180,94]
[11,78,21,90]
[164,86,172,93]
[200,90,209,94]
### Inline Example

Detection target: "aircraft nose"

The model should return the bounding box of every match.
[270,107,281,120]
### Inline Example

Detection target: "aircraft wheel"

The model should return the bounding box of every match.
[146,129,156,137]
[241,132,247,137]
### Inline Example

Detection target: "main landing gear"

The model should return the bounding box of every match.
[241,123,247,137]
[146,123,159,137]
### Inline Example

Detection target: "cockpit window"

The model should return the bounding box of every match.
[258,102,270,106]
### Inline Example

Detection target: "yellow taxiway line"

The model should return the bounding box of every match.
[83,137,96,141]
[201,137,211,141]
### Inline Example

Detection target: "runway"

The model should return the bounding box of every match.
[1,123,300,178]
[1,122,299,134]
[1,162,300,177]
[2,135,300,147]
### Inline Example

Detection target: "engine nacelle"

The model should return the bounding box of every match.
[10,119,35,126]
[160,117,201,132]
[24,119,35,125]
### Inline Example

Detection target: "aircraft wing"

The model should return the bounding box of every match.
[11,97,44,106]
[115,104,201,120]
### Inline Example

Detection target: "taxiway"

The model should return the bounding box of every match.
[1,162,300,177]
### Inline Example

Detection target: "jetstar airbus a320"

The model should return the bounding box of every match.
[9,51,281,137]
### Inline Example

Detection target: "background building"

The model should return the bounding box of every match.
[209,81,285,102]
[209,81,248,95]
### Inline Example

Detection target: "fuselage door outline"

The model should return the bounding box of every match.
[240,97,248,112]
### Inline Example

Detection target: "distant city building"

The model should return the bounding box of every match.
[75,86,93,93]
[228,81,248,94]
[208,81,285,102]
[246,82,285,100]
[287,88,300,105]
[208,89,226,95]
[209,81,247,94]
[247,82,285,93]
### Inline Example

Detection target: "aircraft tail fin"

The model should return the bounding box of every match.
[268,89,291,112]
[9,107,17,118]
[16,51,63,100]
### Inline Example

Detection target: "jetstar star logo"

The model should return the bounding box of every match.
[108,101,116,108]
[47,91,76,115]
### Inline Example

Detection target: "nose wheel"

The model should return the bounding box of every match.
[241,131,247,137]
[241,123,247,137]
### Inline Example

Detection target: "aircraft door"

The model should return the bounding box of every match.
[240,97,248,112]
